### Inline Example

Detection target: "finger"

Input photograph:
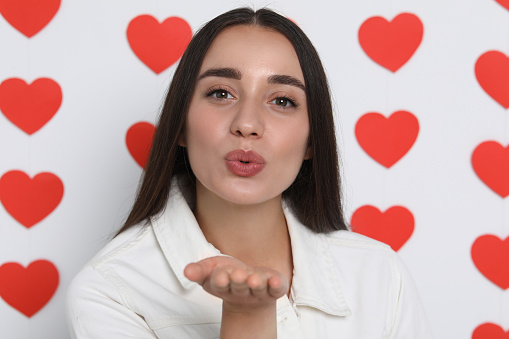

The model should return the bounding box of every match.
[184,262,209,285]
[230,268,250,296]
[247,272,268,299]
[208,266,232,295]
[184,257,232,285]
[267,275,288,299]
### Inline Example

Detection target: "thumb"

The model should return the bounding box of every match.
[184,256,231,285]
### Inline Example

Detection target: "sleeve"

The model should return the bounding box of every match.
[388,255,434,339]
[65,265,157,339]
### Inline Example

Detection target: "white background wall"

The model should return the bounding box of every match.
[1,0,508,338]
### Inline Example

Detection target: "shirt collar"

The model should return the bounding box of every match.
[283,203,352,317]
[151,178,351,316]
[151,178,222,290]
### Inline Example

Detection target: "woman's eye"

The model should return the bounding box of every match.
[211,90,233,99]
[271,97,296,107]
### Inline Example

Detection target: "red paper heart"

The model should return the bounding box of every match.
[0,0,60,38]
[473,323,509,339]
[358,13,423,72]
[0,170,64,228]
[495,0,509,11]
[355,111,419,168]
[0,78,62,135]
[475,51,509,108]
[126,122,156,169]
[351,205,414,251]
[0,260,59,317]
[127,15,192,74]
[472,141,509,198]
[471,235,509,290]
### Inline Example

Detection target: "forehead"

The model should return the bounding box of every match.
[200,25,304,80]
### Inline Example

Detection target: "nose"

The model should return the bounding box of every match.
[230,100,264,138]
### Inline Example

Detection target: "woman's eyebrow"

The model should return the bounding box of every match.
[268,74,306,91]
[197,68,306,91]
[198,67,241,80]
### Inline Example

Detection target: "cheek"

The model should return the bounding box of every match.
[268,121,310,181]
[277,120,310,157]
[186,105,210,144]
[185,108,228,168]
[186,114,225,147]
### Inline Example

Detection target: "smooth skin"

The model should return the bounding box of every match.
[182,24,311,338]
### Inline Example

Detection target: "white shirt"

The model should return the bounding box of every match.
[66,181,433,338]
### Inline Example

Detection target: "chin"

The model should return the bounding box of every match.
[210,180,276,206]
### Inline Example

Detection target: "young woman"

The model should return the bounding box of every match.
[66,7,433,338]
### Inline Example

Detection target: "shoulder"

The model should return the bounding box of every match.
[319,230,409,309]
[323,230,399,266]
[91,224,154,266]
[66,224,149,286]
[324,229,393,251]
[65,225,161,337]
[318,230,399,269]
[66,224,160,311]
[322,230,402,279]
[321,231,433,337]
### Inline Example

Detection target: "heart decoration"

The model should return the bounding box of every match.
[0,0,60,38]
[472,141,509,198]
[495,0,509,11]
[471,235,509,290]
[127,15,192,74]
[0,170,64,228]
[0,78,62,135]
[350,205,414,251]
[0,260,59,317]
[358,13,423,72]
[472,323,509,339]
[355,111,419,168]
[475,51,509,109]
[126,122,156,169]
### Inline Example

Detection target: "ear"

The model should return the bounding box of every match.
[304,144,313,160]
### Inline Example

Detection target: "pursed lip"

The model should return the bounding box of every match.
[224,149,266,177]
[225,149,266,164]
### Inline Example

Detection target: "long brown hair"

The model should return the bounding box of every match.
[117,7,348,235]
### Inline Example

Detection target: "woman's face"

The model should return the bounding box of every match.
[183,24,311,206]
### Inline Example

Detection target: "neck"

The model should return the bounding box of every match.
[193,182,293,276]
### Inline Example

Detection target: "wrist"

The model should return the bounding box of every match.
[220,301,277,339]
[222,299,277,315]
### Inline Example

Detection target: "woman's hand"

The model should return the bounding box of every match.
[184,256,288,312]
[184,256,289,339]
